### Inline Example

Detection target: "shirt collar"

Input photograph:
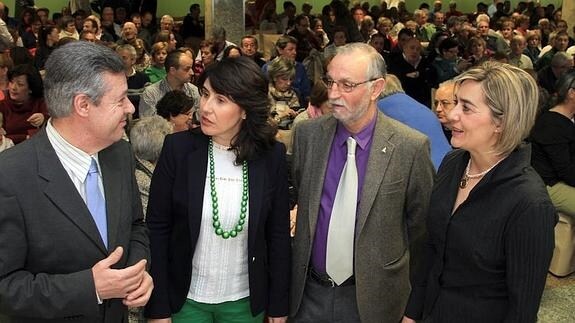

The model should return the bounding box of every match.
[334,113,377,150]
[46,119,100,182]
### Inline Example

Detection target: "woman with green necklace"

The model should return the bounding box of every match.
[145,57,290,323]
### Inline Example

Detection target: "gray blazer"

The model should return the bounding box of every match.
[290,113,434,323]
[0,129,149,323]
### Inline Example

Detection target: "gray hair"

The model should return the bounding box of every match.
[267,56,296,82]
[380,74,404,98]
[44,42,125,118]
[555,70,575,104]
[335,42,387,80]
[116,44,137,60]
[129,116,172,163]
[510,34,526,46]
[551,51,572,68]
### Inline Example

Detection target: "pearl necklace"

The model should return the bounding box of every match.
[208,138,248,239]
[459,158,504,189]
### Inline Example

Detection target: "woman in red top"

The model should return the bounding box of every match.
[0,64,48,144]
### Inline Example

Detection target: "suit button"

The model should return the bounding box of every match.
[252,257,256,262]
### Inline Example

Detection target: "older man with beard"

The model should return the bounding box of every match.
[290,43,434,323]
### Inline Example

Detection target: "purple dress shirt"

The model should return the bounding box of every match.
[311,115,377,274]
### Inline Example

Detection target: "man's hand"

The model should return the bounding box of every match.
[123,271,153,307]
[26,113,44,127]
[401,315,416,323]
[268,316,288,323]
[92,246,147,300]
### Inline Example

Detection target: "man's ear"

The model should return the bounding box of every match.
[73,94,91,117]
[370,78,386,101]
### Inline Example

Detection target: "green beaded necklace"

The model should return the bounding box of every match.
[208,138,248,239]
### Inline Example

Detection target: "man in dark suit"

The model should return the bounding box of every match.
[0,41,152,322]
[290,43,434,323]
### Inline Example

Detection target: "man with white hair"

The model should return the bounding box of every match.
[508,35,533,70]
[290,43,433,323]
[155,15,183,48]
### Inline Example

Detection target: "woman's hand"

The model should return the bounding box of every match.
[27,113,44,127]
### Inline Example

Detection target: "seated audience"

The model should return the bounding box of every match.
[508,35,533,70]
[155,90,196,132]
[140,50,200,117]
[536,31,570,71]
[154,30,177,52]
[129,115,172,212]
[0,64,47,144]
[537,52,573,95]
[34,25,59,72]
[267,56,300,128]
[388,37,437,108]
[292,81,330,130]
[116,44,150,118]
[20,16,41,49]
[432,36,471,83]
[58,15,79,40]
[0,113,14,151]
[0,55,14,101]
[145,41,168,84]
[465,36,489,67]
[287,14,322,62]
[434,80,457,142]
[529,70,575,216]
[323,25,347,60]
[240,35,266,67]
[222,45,242,59]
[262,35,310,108]
[193,39,217,84]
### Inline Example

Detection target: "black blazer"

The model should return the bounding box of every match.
[144,130,290,319]
[406,144,556,322]
[0,129,149,323]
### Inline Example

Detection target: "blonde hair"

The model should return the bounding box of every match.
[454,62,538,156]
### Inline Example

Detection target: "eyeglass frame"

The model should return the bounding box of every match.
[435,99,457,107]
[321,76,381,93]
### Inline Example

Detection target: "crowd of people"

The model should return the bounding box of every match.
[0,0,573,323]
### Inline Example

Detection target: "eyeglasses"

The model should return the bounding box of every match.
[321,76,379,93]
[435,99,456,107]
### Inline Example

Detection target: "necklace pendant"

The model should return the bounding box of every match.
[459,176,467,189]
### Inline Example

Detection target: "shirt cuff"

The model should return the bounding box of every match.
[96,290,103,305]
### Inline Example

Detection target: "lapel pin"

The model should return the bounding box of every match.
[382,147,387,153]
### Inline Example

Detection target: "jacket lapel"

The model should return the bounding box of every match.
[99,148,123,252]
[187,135,209,242]
[36,131,108,255]
[356,114,395,236]
[307,117,337,239]
[248,156,264,249]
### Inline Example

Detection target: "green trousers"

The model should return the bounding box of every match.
[172,297,264,323]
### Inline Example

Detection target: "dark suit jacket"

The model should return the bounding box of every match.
[290,113,435,322]
[144,130,291,319]
[0,129,149,322]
